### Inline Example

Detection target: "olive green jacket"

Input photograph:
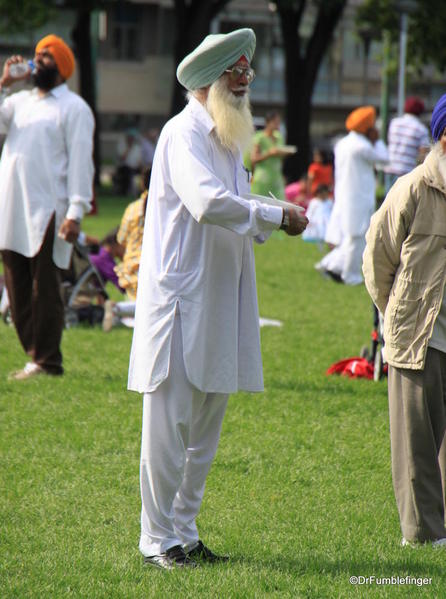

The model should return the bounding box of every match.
[363,150,446,369]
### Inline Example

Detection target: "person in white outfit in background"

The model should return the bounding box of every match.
[0,34,94,379]
[317,106,388,285]
[302,183,333,247]
[128,28,308,569]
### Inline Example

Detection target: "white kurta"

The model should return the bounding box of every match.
[128,97,283,394]
[321,132,388,284]
[0,84,94,268]
[333,131,389,237]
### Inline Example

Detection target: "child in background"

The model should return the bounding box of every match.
[89,228,125,297]
[102,168,151,331]
[302,184,333,247]
[285,175,311,210]
[307,148,333,196]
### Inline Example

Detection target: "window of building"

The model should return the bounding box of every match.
[98,4,175,60]
[110,4,143,61]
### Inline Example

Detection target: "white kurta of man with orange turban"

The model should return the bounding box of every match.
[320,105,389,285]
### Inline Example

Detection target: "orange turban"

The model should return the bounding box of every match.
[345,106,376,134]
[35,34,75,80]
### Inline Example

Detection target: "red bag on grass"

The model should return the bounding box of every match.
[326,357,374,380]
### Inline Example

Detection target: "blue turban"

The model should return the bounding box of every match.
[176,28,256,91]
[431,94,446,141]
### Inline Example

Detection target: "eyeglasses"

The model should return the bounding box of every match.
[224,66,255,84]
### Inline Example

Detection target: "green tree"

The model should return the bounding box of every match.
[356,0,446,72]
[0,0,53,31]
[275,0,347,179]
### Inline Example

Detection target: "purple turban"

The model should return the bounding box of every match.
[431,94,446,141]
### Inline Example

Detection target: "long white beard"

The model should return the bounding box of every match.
[204,78,254,153]
[433,141,446,184]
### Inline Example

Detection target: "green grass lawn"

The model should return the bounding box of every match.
[1,196,444,598]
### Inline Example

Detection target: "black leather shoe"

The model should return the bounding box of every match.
[144,544,197,569]
[186,540,229,563]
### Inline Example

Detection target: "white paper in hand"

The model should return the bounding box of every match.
[243,191,304,212]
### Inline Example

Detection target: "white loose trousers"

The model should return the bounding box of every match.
[139,314,228,557]
[319,235,366,285]
[342,235,366,285]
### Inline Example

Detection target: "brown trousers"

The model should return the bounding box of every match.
[2,215,64,374]
[388,347,446,542]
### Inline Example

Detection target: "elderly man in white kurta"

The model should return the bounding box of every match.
[318,106,388,285]
[0,35,94,379]
[128,29,308,569]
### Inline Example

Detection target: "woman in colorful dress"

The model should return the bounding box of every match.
[250,111,289,199]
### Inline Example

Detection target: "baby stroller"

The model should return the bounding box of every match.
[360,304,387,381]
[1,242,107,328]
[61,241,109,328]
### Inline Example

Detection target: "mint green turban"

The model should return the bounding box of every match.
[176,28,256,91]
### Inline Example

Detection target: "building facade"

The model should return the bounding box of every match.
[0,0,444,162]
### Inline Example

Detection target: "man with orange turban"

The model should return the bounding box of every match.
[316,105,388,285]
[0,34,95,379]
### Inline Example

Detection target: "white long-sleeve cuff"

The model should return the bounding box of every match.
[66,195,92,222]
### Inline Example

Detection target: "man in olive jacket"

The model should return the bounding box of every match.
[363,94,446,548]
